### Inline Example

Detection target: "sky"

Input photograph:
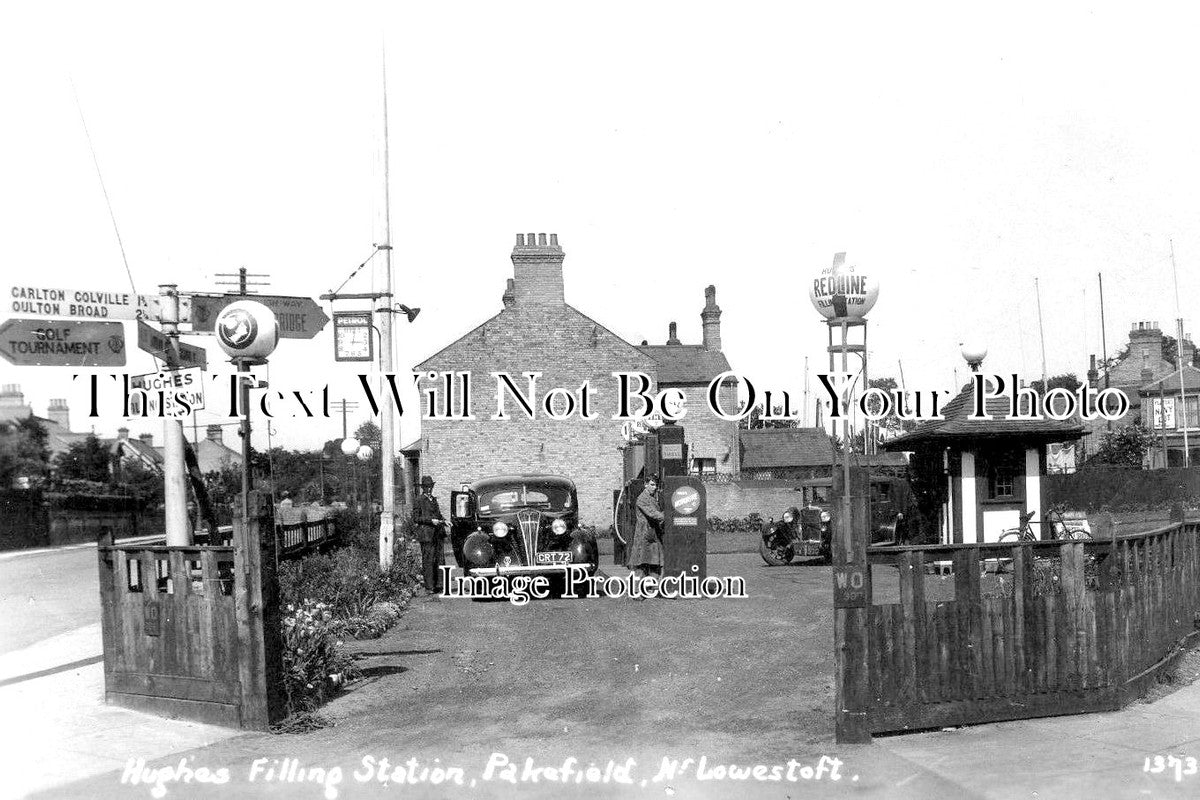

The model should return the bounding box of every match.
[2,2,1199,453]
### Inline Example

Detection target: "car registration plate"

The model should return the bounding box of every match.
[536,552,571,565]
[797,540,823,556]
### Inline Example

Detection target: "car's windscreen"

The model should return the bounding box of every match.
[477,484,573,513]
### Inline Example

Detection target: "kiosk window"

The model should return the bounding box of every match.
[692,458,716,475]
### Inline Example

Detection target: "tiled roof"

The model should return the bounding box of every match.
[740,428,837,469]
[882,383,1084,450]
[1138,366,1200,394]
[637,344,732,385]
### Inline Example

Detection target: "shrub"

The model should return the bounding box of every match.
[280,600,359,715]
[279,545,421,620]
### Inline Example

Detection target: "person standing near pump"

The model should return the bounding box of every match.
[412,476,446,595]
[628,474,665,593]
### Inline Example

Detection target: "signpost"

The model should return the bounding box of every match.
[190,294,329,339]
[0,318,126,367]
[5,284,188,321]
[129,367,206,418]
[137,320,207,370]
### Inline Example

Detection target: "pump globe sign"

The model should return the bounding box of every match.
[809,252,878,320]
[215,300,279,361]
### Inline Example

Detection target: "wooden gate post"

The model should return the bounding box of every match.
[232,490,285,729]
[832,466,872,743]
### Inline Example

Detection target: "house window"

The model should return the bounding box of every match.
[692,457,716,475]
[984,448,1022,500]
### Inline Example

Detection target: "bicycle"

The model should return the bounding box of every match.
[998,507,1091,543]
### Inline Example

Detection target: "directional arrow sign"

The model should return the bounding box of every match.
[137,321,208,370]
[0,318,126,367]
[190,294,329,339]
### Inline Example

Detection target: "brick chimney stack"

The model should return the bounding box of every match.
[117,427,130,440]
[501,278,516,309]
[46,398,69,430]
[511,233,565,306]
[667,321,681,346]
[138,433,154,447]
[701,285,722,351]
[206,425,224,444]
[1180,334,1195,368]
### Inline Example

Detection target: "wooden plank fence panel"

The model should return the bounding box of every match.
[864,520,1200,735]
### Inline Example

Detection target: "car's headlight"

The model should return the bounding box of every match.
[492,522,509,538]
[820,511,831,523]
[551,518,567,535]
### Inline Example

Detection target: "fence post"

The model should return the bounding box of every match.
[832,467,871,743]
[233,490,285,729]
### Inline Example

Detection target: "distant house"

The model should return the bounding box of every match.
[1085,321,1200,467]
[110,424,241,478]
[0,385,91,460]
[739,428,837,481]
[195,425,241,474]
[111,428,164,475]
[739,426,907,481]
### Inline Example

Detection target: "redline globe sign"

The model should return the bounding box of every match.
[809,253,878,321]
[215,300,279,361]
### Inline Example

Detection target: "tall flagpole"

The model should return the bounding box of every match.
[1170,239,1190,468]
[1035,277,1048,388]
[378,49,397,568]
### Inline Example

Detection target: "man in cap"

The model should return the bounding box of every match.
[412,476,446,593]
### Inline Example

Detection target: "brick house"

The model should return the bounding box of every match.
[1085,320,1199,466]
[412,233,738,524]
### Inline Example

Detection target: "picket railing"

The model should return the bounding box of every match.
[865,521,1200,733]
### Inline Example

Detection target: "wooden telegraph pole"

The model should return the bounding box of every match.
[814,252,874,744]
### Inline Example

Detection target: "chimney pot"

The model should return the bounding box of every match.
[516,233,525,246]
[701,285,722,351]
[549,233,558,246]
[511,231,565,305]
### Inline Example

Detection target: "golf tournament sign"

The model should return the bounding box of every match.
[0,318,125,366]
[808,251,878,321]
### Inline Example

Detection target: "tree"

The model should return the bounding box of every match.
[0,416,50,487]
[119,461,164,506]
[1088,423,1155,468]
[55,434,112,482]
[354,421,381,450]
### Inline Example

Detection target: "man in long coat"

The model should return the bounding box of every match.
[412,476,445,593]
[627,474,664,579]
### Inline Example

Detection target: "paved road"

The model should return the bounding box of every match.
[0,545,100,656]
[32,552,969,799]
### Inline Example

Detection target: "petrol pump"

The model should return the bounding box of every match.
[612,423,707,580]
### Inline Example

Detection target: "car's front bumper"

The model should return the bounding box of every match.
[464,562,597,577]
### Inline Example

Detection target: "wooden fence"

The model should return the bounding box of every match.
[865,520,1200,733]
[97,492,284,729]
[277,516,338,558]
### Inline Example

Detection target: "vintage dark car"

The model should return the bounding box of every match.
[449,475,598,578]
[761,475,917,565]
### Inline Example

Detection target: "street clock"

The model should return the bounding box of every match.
[333,311,374,362]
